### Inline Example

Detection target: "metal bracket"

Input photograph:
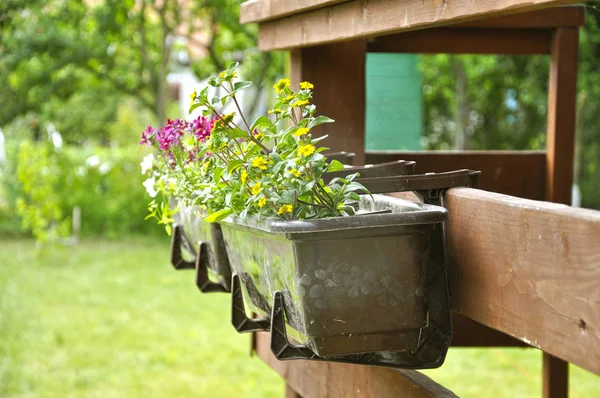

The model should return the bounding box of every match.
[195,241,229,293]
[231,274,270,332]
[170,224,195,270]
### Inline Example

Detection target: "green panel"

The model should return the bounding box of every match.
[365,53,423,151]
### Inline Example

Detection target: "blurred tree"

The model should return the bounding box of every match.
[419,2,600,208]
[0,0,283,144]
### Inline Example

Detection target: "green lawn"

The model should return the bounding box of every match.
[1,239,598,397]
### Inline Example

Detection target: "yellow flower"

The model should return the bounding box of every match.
[297,144,315,157]
[257,197,267,208]
[203,160,211,171]
[251,157,268,171]
[293,127,310,137]
[288,168,301,178]
[220,142,227,148]
[273,78,291,94]
[300,81,314,90]
[283,95,296,103]
[219,71,227,78]
[277,204,293,215]
[231,70,237,79]
[241,170,248,183]
[294,99,310,107]
[189,88,197,107]
[251,183,261,196]
[255,132,264,140]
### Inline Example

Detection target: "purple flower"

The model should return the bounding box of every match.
[140,125,157,146]
[191,115,214,142]
[156,119,188,151]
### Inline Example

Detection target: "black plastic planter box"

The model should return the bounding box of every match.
[173,203,232,291]
[220,195,447,357]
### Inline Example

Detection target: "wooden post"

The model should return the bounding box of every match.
[290,40,367,165]
[546,26,579,206]
[285,383,302,398]
[544,354,569,398]
[543,25,580,398]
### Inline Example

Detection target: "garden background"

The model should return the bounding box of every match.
[1,1,599,397]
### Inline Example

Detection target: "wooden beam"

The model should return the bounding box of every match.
[445,188,600,375]
[455,5,584,28]
[367,28,554,55]
[242,1,584,26]
[256,0,580,51]
[365,151,547,200]
[546,26,579,205]
[254,332,459,397]
[292,41,367,164]
[241,0,346,24]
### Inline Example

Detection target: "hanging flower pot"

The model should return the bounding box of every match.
[221,194,446,357]
[172,202,232,292]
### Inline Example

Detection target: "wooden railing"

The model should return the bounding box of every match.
[240,1,595,397]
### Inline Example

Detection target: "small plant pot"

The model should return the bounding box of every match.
[220,195,446,357]
[173,203,232,291]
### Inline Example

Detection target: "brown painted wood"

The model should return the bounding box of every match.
[256,0,580,50]
[368,28,554,55]
[451,313,528,347]
[454,5,584,28]
[543,353,569,398]
[546,26,579,205]
[243,2,585,27]
[444,188,600,375]
[291,41,367,165]
[365,151,547,200]
[240,0,345,24]
[286,383,302,398]
[254,332,459,397]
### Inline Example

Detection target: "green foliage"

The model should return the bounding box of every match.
[15,141,70,244]
[0,0,284,144]
[3,140,164,242]
[144,64,368,226]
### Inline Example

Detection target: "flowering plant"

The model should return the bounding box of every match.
[140,62,367,231]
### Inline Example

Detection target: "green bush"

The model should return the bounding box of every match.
[1,141,164,240]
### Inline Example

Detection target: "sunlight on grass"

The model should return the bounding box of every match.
[0,239,282,398]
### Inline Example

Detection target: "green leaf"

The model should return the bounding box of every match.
[205,208,234,223]
[226,128,249,139]
[213,167,224,184]
[250,115,275,133]
[326,160,345,172]
[234,81,252,91]
[244,144,261,160]
[309,116,335,128]
[227,160,244,174]
[227,61,239,72]
[189,102,203,114]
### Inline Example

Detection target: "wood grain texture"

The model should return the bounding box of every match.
[241,0,346,24]
[256,0,580,50]
[546,27,579,205]
[292,41,367,164]
[365,151,547,200]
[455,5,584,28]
[445,188,600,375]
[367,28,554,55]
[254,332,459,397]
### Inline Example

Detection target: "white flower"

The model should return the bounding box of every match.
[143,177,157,198]
[140,153,154,175]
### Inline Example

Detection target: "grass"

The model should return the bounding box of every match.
[1,239,598,397]
[0,239,282,398]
